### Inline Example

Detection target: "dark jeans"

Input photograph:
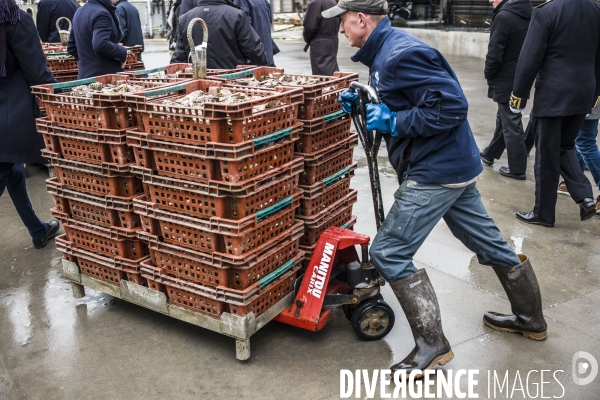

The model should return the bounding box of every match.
[369,180,520,283]
[482,102,527,174]
[0,163,48,239]
[575,119,600,189]
[531,115,593,224]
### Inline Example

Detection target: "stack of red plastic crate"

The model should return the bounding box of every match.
[33,74,182,287]
[124,79,308,318]
[42,45,146,83]
[214,68,360,263]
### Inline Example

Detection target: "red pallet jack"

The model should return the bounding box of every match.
[275,82,396,341]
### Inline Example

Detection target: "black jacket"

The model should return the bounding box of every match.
[513,0,600,116]
[116,0,144,51]
[1,11,57,164]
[303,0,340,76]
[67,0,128,79]
[484,0,532,103]
[36,0,78,43]
[170,0,267,68]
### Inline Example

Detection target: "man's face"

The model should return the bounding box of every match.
[489,0,503,8]
[339,12,367,48]
[112,0,119,4]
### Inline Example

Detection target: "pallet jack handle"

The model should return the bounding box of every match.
[348,82,386,231]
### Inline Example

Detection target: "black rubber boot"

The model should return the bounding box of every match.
[389,269,454,376]
[483,255,547,341]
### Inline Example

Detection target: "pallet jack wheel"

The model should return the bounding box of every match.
[342,293,383,321]
[351,299,395,341]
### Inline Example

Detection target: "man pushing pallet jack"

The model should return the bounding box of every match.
[278,0,548,376]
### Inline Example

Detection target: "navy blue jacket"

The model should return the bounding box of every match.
[1,11,57,164]
[67,0,128,79]
[352,19,482,185]
[116,0,144,51]
[36,0,78,43]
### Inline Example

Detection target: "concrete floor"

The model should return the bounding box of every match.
[1,31,599,399]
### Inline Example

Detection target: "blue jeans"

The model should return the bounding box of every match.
[575,119,600,189]
[0,163,48,239]
[370,180,521,282]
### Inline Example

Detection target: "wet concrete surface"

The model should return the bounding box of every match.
[1,33,599,399]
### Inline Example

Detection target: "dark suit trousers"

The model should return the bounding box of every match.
[532,115,593,224]
[482,102,527,174]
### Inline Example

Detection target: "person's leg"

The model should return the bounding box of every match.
[1,163,49,239]
[559,115,594,203]
[442,182,547,340]
[575,119,600,188]
[498,103,527,174]
[481,106,506,162]
[370,180,463,375]
[532,117,562,225]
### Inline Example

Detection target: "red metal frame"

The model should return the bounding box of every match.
[274,227,370,331]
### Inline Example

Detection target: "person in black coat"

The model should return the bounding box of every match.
[67,0,127,79]
[303,0,340,76]
[510,0,600,227]
[170,0,267,69]
[0,0,60,248]
[36,0,78,43]
[116,0,144,59]
[480,0,531,179]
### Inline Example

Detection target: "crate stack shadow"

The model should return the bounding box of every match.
[32,74,185,289]
[125,78,309,319]
[215,67,360,266]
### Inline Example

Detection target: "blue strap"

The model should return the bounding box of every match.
[52,77,98,90]
[218,69,255,80]
[323,110,347,125]
[322,167,350,187]
[131,66,167,76]
[255,196,292,221]
[142,82,188,97]
[252,128,292,148]
[258,259,294,288]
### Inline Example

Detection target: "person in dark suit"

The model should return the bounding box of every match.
[510,0,600,227]
[116,0,144,60]
[1,0,60,248]
[67,0,127,79]
[36,0,78,43]
[170,0,267,69]
[480,0,531,180]
[303,0,340,76]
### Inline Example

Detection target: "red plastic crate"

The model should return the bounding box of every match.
[127,79,303,146]
[56,234,147,286]
[299,134,358,185]
[148,224,302,289]
[300,196,357,247]
[131,158,302,219]
[299,216,357,266]
[46,177,140,230]
[31,74,174,131]
[54,212,148,259]
[127,126,301,183]
[297,163,356,217]
[296,111,351,154]
[45,151,143,197]
[120,63,256,80]
[214,67,358,120]
[141,255,301,317]
[37,119,133,166]
[133,192,302,255]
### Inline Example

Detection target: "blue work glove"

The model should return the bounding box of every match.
[338,90,359,114]
[366,103,398,136]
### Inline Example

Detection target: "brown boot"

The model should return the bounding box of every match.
[483,255,547,341]
[389,269,454,376]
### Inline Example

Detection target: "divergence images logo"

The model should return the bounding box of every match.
[572,351,598,386]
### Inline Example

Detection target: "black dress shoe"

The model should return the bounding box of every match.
[516,211,554,228]
[579,198,596,221]
[33,220,61,249]
[499,166,526,180]
[480,150,493,166]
